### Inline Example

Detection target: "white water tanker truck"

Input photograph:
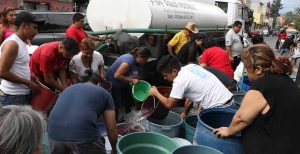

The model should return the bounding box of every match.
[86,0,249,85]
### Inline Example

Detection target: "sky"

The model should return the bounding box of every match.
[251,0,300,14]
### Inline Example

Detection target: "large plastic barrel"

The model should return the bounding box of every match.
[117,132,179,154]
[232,91,246,109]
[87,0,228,33]
[172,145,223,154]
[183,115,197,142]
[194,108,243,154]
[146,111,183,137]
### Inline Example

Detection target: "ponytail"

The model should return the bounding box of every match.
[270,56,293,75]
[242,44,294,75]
[129,46,151,58]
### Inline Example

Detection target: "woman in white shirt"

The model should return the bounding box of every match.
[69,38,105,83]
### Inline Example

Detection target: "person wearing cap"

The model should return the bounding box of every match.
[30,38,79,92]
[107,46,151,120]
[200,38,234,78]
[0,11,44,106]
[225,21,243,71]
[149,55,234,114]
[176,32,206,65]
[167,21,198,56]
[66,13,105,45]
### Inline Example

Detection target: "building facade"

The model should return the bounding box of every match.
[250,2,264,29]
[0,0,73,11]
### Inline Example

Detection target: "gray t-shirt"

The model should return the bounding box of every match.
[225,29,243,57]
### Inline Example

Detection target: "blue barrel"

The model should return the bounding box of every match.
[172,145,223,154]
[183,115,197,143]
[232,91,246,109]
[194,108,243,154]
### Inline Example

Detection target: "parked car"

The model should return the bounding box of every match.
[16,11,91,46]
[286,29,299,37]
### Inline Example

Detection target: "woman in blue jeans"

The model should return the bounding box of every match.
[107,46,151,120]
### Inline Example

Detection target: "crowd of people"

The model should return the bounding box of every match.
[0,7,300,154]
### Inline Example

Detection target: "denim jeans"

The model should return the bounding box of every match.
[280,48,290,56]
[0,91,30,106]
[49,138,106,154]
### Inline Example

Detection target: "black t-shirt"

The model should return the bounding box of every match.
[176,41,203,65]
[242,73,300,154]
[204,66,236,88]
[281,38,296,49]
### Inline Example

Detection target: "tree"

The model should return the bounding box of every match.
[270,0,283,28]
[285,7,300,30]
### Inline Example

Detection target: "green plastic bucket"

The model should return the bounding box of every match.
[184,115,197,143]
[132,80,151,102]
[117,132,179,154]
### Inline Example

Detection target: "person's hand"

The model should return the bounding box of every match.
[180,112,187,119]
[149,86,158,96]
[229,56,234,62]
[213,127,231,138]
[27,81,39,93]
[131,78,139,85]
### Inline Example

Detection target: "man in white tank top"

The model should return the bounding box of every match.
[0,11,44,106]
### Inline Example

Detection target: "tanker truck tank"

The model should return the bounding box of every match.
[87,0,228,33]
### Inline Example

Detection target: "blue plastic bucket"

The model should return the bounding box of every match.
[232,91,246,109]
[195,108,243,154]
[183,115,197,143]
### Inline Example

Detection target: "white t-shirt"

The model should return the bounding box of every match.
[170,64,233,109]
[69,51,104,79]
[225,29,243,57]
[0,34,31,95]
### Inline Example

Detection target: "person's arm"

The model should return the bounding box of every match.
[0,26,3,44]
[213,90,269,137]
[167,44,175,57]
[43,72,64,92]
[114,62,139,84]
[87,34,106,42]
[226,46,233,61]
[98,64,105,80]
[167,33,180,57]
[58,66,68,89]
[103,109,118,154]
[225,33,234,61]
[0,41,38,91]
[180,98,193,118]
[69,71,79,84]
[149,86,179,109]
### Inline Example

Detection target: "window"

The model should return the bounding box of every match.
[215,2,228,13]
[47,14,73,33]
[34,14,52,33]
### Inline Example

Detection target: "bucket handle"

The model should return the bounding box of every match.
[161,126,172,130]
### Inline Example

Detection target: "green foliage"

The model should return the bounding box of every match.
[270,0,283,27]
[285,8,300,30]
